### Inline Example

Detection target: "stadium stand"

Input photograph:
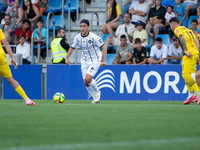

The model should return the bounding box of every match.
[146,35,153,50]
[188,15,198,28]
[41,16,47,28]
[101,34,117,50]
[44,0,62,13]
[156,34,171,47]
[107,54,116,65]
[64,0,80,13]
[49,15,65,30]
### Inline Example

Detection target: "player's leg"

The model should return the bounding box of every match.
[84,62,101,103]
[0,55,35,105]
[81,62,96,99]
[182,54,199,105]
[5,76,36,105]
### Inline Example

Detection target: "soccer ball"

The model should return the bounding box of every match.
[53,92,65,103]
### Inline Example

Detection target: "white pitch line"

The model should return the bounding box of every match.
[1,137,200,150]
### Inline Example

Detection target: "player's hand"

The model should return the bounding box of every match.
[65,58,70,66]
[11,58,18,69]
[185,51,192,59]
[101,61,106,67]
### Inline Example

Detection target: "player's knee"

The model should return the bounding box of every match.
[84,78,92,85]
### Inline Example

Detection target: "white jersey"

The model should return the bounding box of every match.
[71,32,104,63]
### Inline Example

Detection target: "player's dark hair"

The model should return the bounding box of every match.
[80,19,90,26]
[169,17,179,24]
[192,19,198,24]
[167,5,174,11]
[4,14,11,19]
[107,0,117,19]
[155,37,162,42]
[135,38,141,44]
[120,34,126,39]
[23,19,31,26]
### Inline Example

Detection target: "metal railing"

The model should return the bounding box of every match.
[68,0,70,39]
[46,12,55,58]
[91,12,99,36]
[62,0,65,28]
[31,30,40,64]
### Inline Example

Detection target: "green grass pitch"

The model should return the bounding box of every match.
[0,100,200,150]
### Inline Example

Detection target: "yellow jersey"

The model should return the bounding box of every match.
[198,35,200,42]
[174,26,199,55]
[0,29,5,55]
[107,4,122,16]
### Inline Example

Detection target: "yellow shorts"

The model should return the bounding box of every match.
[182,53,199,74]
[0,54,12,78]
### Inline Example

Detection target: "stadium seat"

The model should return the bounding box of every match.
[20,0,23,7]
[156,34,170,47]
[188,15,198,28]
[107,54,116,65]
[49,15,65,30]
[64,0,80,13]
[146,35,153,50]
[161,0,176,8]
[44,0,62,13]
[101,34,117,50]
[41,16,47,28]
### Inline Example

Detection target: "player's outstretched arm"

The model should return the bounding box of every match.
[1,39,18,69]
[65,47,75,66]
[101,45,107,66]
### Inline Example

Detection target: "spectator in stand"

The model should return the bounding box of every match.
[112,34,133,64]
[174,0,188,27]
[33,18,47,60]
[191,19,198,29]
[4,32,10,44]
[130,38,148,64]
[182,0,198,15]
[0,15,15,44]
[51,28,70,64]
[164,5,175,37]
[148,37,168,64]
[3,32,10,52]
[196,16,200,33]
[14,19,32,45]
[31,0,39,7]
[146,0,155,8]
[164,36,183,64]
[132,20,148,48]
[104,13,135,49]
[23,0,41,31]
[121,0,138,22]
[197,4,200,16]
[0,0,7,13]
[38,0,48,15]
[145,0,166,39]
[100,0,121,34]
[9,0,24,28]
[128,0,149,25]
[5,0,14,14]
[16,35,31,64]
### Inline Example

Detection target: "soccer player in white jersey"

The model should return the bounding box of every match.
[65,19,107,103]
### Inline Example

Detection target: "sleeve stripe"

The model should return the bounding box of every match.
[100,44,105,48]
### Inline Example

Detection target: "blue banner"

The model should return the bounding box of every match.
[3,65,42,99]
[47,65,200,101]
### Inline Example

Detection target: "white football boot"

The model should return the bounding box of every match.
[91,91,101,103]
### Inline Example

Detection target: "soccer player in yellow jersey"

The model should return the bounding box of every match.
[0,29,36,105]
[169,17,200,105]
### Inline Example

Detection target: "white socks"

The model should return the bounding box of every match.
[86,86,95,98]
[89,79,100,93]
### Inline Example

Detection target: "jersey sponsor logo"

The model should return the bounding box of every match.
[87,69,116,99]
[175,30,179,35]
